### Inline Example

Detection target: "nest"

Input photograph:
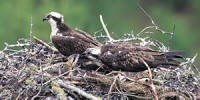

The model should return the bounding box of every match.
[0,37,200,100]
[1,8,200,100]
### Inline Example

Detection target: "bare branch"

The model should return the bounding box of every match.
[100,15,114,42]
[138,2,173,35]
[168,24,175,50]
[137,2,175,51]
[141,59,158,100]
[138,3,156,25]
[43,69,76,86]
[56,80,100,100]
[108,75,118,99]
[31,62,44,100]
[3,42,30,50]
[33,36,59,53]
[30,16,33,42]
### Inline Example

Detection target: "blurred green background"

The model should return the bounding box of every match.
[0,0,200,66]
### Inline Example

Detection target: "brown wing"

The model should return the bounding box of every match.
[52,35,99,57]
[62,28,101,47]
[100,42,182,72]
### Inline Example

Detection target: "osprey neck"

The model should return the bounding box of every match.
[56,22,70,33]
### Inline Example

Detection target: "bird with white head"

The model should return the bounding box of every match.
[43,11,102,57]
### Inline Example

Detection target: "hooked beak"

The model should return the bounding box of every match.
[43,16,49,22]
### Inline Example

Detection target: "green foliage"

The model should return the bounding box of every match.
[0,0,200,65]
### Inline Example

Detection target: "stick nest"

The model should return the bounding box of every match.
[1,8,200,100]
[0,35,199,100]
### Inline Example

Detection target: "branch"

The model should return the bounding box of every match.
[31,62,44,100]
[141,59,158,100]
[3,42,30,49]
[30,16,33,42]
[100,15,114,42]
[56,80,100,100]
[137,2,173,35]
[33,36,58,53]
[107,75,118,99]
[137,2,175,50]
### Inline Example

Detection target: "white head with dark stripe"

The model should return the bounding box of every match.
[43,12,64,24]
[43,12,64,37]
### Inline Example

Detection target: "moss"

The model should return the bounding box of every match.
[51,81,67,100]
[32,64,39,72]
[25,79,36,89]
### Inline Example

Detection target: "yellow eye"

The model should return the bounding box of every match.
[47,15,52,18]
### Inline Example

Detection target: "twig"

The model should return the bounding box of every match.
[43,69,76,86]
[16,90,25,100]
[31,62,44,100]
[108,75,118,99]
[168,24,175,50]
[138,3,155,26]
[137,26,156,36]
[4,42,30,49]
[94,28,104,36]
[137,2,175,50]
[138,2,169,34]
[38,62,65,73]
[56,80,100,100]
[106,71,151,86]
[100,15,114,42]
[33,36,58,53]
[159,91,192,100]
[141,59,158,100]
[30,16,33,42]
[68,54,80,68]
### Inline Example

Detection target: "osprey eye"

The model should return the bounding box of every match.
[47,15,52,18]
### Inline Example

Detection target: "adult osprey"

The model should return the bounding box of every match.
[43,12,101,56]
[84,42,183,72]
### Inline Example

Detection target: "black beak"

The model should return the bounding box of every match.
[43,17,49,22]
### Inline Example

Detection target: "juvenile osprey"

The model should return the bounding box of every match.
[84,42,183,72]
[43,12,101,56]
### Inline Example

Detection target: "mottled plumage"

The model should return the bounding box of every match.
[43,12,101,56]
[84,42,183,72]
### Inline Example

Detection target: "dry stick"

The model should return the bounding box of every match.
[137,2,175,50]
[168,24,175,50]
[56,80,100,100]
[4,42,30,48]
[3,41,30,54]
[33,36,58,53]
[17,77,27,83]
[43,57,79,86]
[16,90,25,100]
[137,3,174,34]
[30,16,33,42]
[100,15,114,42]
[106,71,151,87]
[141,59,158,100]
[107,75,118,99]
[138,3,156,26]
[38,62,66,73]
[43,69,76,86]
[31,62,44,100]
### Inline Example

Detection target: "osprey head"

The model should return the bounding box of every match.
[43,12,64,24]
[83,47,101,60]
[84,47,101,56]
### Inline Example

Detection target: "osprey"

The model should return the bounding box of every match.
[43,12,101,56]
[84,42,183,72]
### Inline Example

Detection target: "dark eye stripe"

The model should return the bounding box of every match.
[47,15,51,18]
[52,16,61,23]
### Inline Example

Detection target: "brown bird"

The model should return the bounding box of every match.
[43,12,101,56]
[84,42,183,72]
